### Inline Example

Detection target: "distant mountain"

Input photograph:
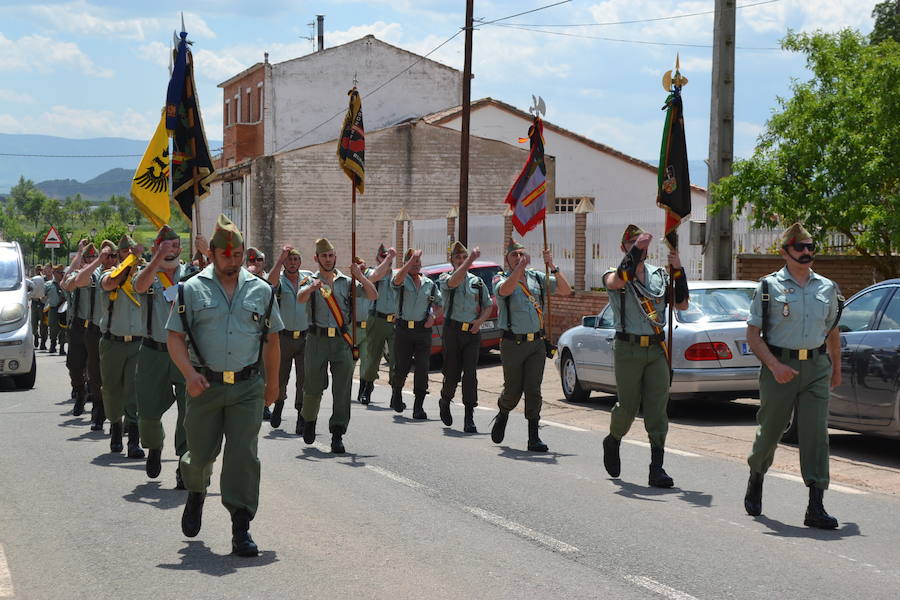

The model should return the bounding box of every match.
[36,168,133,202]
[646,159,709,189]
[0,133,222,193]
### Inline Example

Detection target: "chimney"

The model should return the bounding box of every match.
[317,15,324,51]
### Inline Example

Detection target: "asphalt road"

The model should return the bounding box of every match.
[1,352,899,599]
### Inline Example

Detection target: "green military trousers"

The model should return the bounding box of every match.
[354,322,367,364]
[302,333,353,433]
[31,301,43,342]
[66,323,87,389]
[609,339,670,448]
[99,337,140,425]
[277,332,306,411]
[748,353,831,489]
[360,315,394,382]
[180,375,264,518]
[497,337,546,421]
[136,345,187,455]
[48,310,66,346]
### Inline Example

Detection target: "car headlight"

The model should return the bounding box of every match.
[0,302,25,323]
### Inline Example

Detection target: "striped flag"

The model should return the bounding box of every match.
[337,88,365,194]
[656,86,691,250]
[504,116,547,236]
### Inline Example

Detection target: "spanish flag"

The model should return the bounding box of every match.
[337,88,365,194]
[504,116,547,236]
[131,114,170,229]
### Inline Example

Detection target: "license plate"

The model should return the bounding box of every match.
[738,341,754,356]
[480,321,494,330]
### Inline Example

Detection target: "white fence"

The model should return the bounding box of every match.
[732,213,853,255]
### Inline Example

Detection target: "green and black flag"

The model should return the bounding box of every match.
[167,28,215,221]
[656,78,691,250]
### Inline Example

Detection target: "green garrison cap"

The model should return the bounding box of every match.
[505,239,525,255]
[449,241,468,256]
[781,222,812,246]
[620,224,646,250]
[315,238,335,254]
[100,239,116,252]
[246,247,264,261]
[404,247,419,262]
[81,244,96,259]
[211,214,244,255]
[376,243,388,259]
[287,248,301,257]
[118,234,137,250]
[154,224,180,245]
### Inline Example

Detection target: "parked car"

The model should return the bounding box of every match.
[784,278,900,442]
[0,241,36,389]
[555,280,761,402]
[422,261,503,356]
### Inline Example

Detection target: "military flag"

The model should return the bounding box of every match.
[130,114,170,228]
[504,116,547,236]
[167,29,215,222]
[337,88,365,194]
[656,67,691,250]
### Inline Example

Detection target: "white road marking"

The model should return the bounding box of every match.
[768,472,867,495]
[624,575,699,600]
[475,406,494,412]
[622,439,700,457]
[541,420,589,432]
[365,465,427,491]
[0,544,15,599]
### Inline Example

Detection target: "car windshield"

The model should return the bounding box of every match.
[676,287,755,323]
[0,248,22,291]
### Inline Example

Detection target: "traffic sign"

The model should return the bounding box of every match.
[43,226,62,248]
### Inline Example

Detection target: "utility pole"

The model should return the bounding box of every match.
[458,0,474,247]
[703,0,735,280]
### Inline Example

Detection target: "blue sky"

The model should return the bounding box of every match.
[0,0,877,163]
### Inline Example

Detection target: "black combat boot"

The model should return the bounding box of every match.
[126,422,145,459]
[744,471,764,516]
[146,448,162,478]
[231,509,259,557]
[269,401,284,429]
[491,409,509,444]
[175,466,186,490]
[72,386,87,417]
[59,342,66,356]
[302,419,317,444]
[90,397,105,431]
[390,388,406,412]
[804,486,839,529]
[262,405,272,421]
[330,425,346,454]
[109,420,124,453]
[365,381,374,402]
[357,380,371,404]
[648,446,674,488]
[463,405,477,433]
[295,414,305,436]
[439,398,452,426]
[39,340,47,351]
[412,394,428,420]
[602,435,621,478]
[181,491,205,537]
[527,419,549,452]
[49,341,56,354]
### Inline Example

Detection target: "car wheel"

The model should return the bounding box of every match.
[781,403,799,444]
[561,351,589,402]
[12,352,36,390]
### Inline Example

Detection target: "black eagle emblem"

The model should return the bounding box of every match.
[134,149,169,194]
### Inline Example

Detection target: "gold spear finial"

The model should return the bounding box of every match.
[662,54,688,92]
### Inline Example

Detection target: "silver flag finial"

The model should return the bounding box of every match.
[529,95,546,117]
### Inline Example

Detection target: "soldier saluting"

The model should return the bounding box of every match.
[743,223,843,529]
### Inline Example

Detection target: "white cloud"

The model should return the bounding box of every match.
[587,1,714,45]
[0,105,155,139]
[794,0,872,33]
[0,33,113,77]
[0,88,35,104]
[192,48,246,82]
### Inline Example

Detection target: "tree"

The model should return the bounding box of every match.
[41,197,64,228]
[8,176,37,214]
[871,0,900,45]
[710,29,900,279]
[22,189,47,228]
[93,203,115,228]
[109,194,140,226]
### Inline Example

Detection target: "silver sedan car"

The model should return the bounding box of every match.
[556,281,761,402]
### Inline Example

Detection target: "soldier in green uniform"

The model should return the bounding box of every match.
[30,265,45,349]
[743,223,842,529]
[600,225,690,487]
[167,214,282,557]
[389,248,443,419]
[358,244,397,404]
[297,238,377,453]
[491,240,571,452]
[98,235,146,458]
[354,248,395,404]
[44,266,67,355]
[38,265,52,350]
[438,242,492,433]
[266,244,313,433]
[133,225,188,487]
[246,247,267,278]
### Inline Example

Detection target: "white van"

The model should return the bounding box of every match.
[0,242,36,389]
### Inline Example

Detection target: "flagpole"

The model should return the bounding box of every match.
[350,181,358,360]
[542,219,552,343]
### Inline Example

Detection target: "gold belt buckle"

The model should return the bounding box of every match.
[408,320,415,329]
[84,320,89,328]
[360,321,367,329]
[328,327,336,337]
[293,330,300,339]
[640,335,650,347]
[223,371,235,384]
[526,332,535,342]
[387,314,396,323]
[461,322,470,332]
[124,335,133,342]
[798,348,808,361]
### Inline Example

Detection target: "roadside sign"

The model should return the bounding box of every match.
[43,226,63,248]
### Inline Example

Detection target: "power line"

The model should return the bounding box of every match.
[476,0,573,26]
[0,147,223,159]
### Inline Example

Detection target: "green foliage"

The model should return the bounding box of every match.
[710,29,900,278]
[96,222,128,247]
[871,0,900,45]
[93,203,115,228]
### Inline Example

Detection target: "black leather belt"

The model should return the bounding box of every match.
[142,339,167,352]
[446,319,477,332]
[396,319,428,329]
[502,330,544,343]
[615,332,665,346]
[200,365,258,384]
[279,329,307,339]
[767,343,827,361]
[74,317,91,328]
[103,332,143,343]
[309,325,346,337]
[375,311,397,323]
[356,320,367,329]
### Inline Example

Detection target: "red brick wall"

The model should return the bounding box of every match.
[221,66,265,166]
[547,290,609,342]
[736,254,898,297]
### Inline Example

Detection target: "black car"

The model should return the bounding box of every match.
[785,278,900,441]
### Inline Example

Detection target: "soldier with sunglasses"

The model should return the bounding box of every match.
[743,223,843,529]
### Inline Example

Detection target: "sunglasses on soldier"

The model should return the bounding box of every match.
[785,242,816,253]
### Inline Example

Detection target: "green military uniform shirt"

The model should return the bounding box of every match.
[439,271,490,323]
[98,267,146,337]
[373,273,398,315]
[135,264,184,343]
[90,267,106,329]
[748,266,840,349]
[277,270,313,332]
[301,270,361,328]
[604,264,669,336]
[355,267,376,321]
[44,280,65,309]
[493,269,557,334]
[392,274,442,322]
[166,265,284,371]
